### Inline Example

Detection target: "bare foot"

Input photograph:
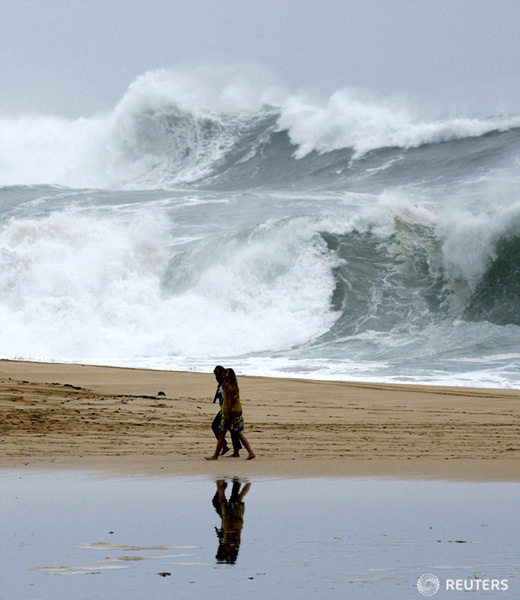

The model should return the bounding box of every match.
[205,455,218,460]
[246,453,256,460]
[220,446,230,456]
[226,453,240,458]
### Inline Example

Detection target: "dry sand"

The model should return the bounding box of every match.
[1,360,519,480]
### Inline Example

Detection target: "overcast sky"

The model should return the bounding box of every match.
[1,0,519,118]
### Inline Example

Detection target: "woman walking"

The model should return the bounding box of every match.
[211,365,242,456]
[205,368,255,461]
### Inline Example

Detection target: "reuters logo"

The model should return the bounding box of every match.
[417,573,440,596]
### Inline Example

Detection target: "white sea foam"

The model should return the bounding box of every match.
[0,67,281,189]
[341,191,520,296]
[0,209,337,361]
[278,89,520,158]
[2,73,520,389]
[439,201,520,290]
[1,66,519,189]
[0,114,112,188]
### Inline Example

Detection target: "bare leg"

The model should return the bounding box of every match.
[212,412,229,454]
[236,482,251,501]
[205,430,226,460]
[237,431,255,460]
[229,430,242,457]
[216,479,227,502]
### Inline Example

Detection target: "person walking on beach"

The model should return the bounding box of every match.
[205,368,255,460]
[211,365,242,457]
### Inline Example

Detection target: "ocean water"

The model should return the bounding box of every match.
[2,68,520,387]
[2,471,519,600]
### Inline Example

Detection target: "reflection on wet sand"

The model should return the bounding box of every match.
[212,478,251,564]
[3,473,518,600]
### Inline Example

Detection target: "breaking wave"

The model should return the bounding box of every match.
[2,65,520,386]
[0,209,338,360]
[1,67,520,189]
[1,193,520,367]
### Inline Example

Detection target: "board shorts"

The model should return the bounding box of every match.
[220,414,244,433]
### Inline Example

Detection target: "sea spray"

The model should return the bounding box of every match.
[0,209,338,360]
[2,67,520,189]
[1,67,520,386]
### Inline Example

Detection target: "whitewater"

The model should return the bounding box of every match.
[2,68,520,387]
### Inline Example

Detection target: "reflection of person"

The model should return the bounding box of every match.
[205,368,255,460]
[211,365,242,457]
[214,478,251,564]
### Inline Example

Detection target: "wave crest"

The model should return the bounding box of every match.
[279,89,520,158]
[1,66,520,189]
[0,209,338,360]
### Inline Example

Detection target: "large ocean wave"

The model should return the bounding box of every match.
[1,193,519,370]
[321,200,520,341]
[2,68,520,190]
[2,66,520,386]
[0,207,337,360]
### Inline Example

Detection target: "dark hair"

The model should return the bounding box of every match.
[225,368,239,395]
[213,365,225,375]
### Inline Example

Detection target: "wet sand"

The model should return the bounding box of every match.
[1,360,519,480]
[4,473,519,599]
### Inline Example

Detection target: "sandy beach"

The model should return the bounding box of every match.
[1,359,519,480]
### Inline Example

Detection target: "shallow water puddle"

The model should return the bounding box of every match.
[1,471,518,599]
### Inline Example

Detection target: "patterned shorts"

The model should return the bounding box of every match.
[219,414,244,433]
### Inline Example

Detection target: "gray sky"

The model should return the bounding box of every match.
[1,0,519,118]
